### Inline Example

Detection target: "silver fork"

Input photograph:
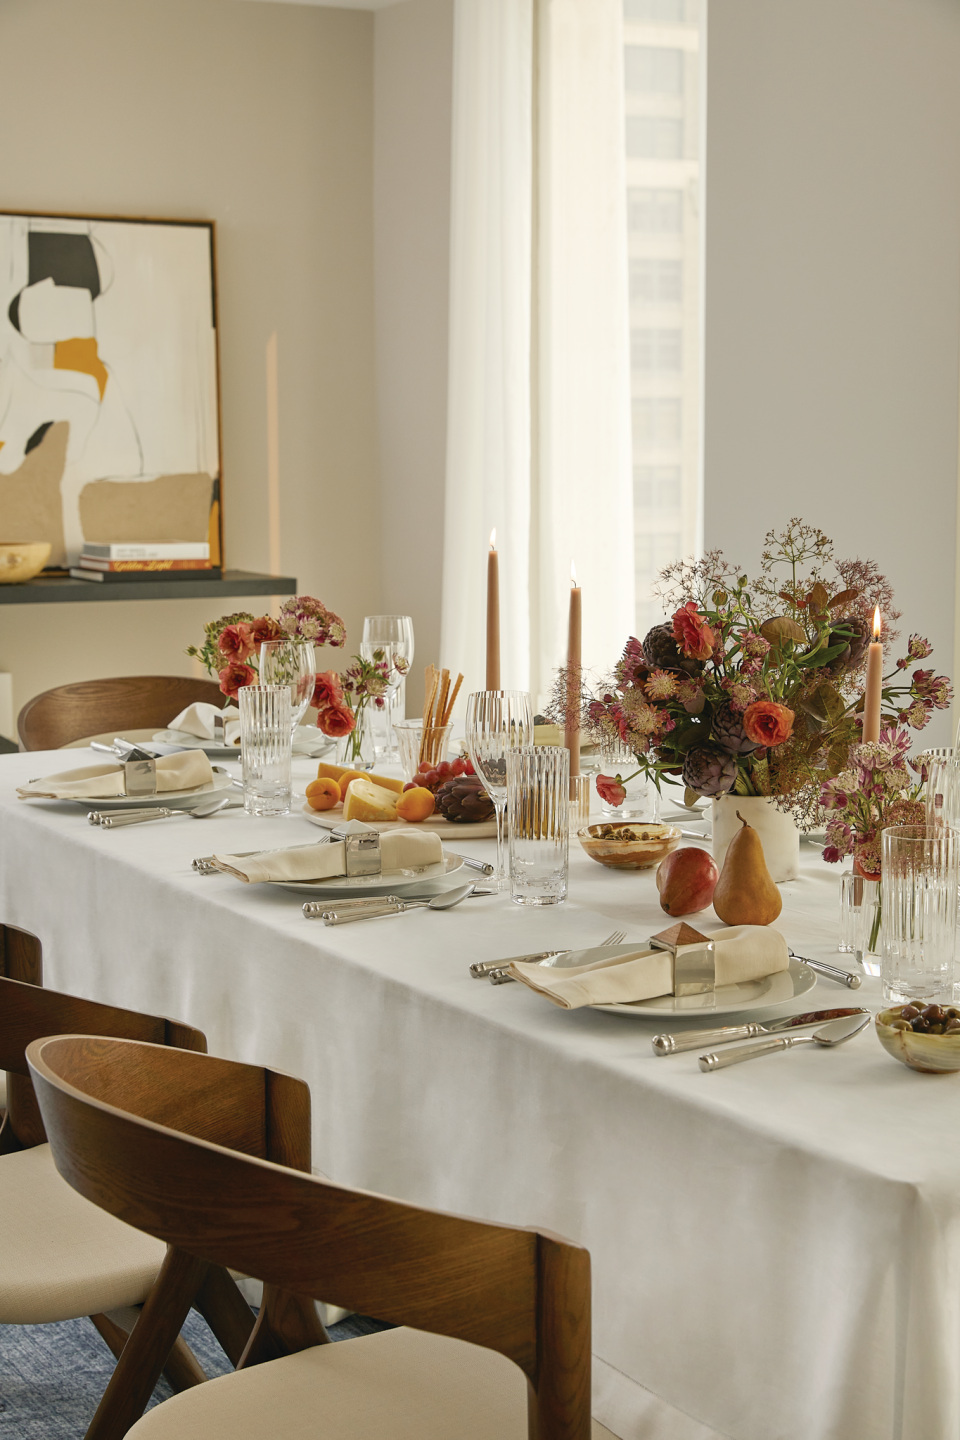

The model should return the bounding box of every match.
[483,929,626,984]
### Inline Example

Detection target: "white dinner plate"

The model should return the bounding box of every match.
[513,945,815,1018]
[301,803,498,840]
[273,850,465,898]
[63,767,236,811]
[152,726,335,759]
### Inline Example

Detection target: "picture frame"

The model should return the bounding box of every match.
[0,211,223,569]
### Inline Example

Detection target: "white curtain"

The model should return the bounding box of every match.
[442,0,634,709]
[440,0,534,699]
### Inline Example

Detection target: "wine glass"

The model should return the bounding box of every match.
[259,640,317,735]
[361,615,415,760]
[465,690,534,890]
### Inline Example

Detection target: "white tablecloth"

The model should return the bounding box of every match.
[3,750,960,1440]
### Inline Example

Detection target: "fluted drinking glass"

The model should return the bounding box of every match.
[465,690,534,890]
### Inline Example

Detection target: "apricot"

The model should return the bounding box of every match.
[336,769,369,801]
[395,786,436,824]
[305,777,341,811]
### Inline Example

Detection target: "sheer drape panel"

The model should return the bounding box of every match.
[536,0,635,702]
[440,0,534,699]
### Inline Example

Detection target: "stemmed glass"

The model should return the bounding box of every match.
[361,615,415,760]
[465,690,534,891]
[259,640,317,735]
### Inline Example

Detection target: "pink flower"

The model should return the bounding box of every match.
[671,602,715,661]
[907,634,933,660]
[317,703,356,739]
[596,774,627,807]
[311,670,345,711]
[218,660,256,700]
[218,623,255,664]
[645,669,679,701]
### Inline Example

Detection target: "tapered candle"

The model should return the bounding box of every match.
[863,606,883,743]
[565,560,582,781]
[485,529,500,690]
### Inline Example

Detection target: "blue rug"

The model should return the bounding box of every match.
[0,1309,390,1437]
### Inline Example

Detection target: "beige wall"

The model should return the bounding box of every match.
[704,0,960,747]
[373,0,454,715]
[0,0,377,732]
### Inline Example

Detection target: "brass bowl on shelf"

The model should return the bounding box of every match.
[577,821,681,870]
[875,1005,960,1073]
[0,542,51,583]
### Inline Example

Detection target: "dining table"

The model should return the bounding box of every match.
[2,744,960,1440]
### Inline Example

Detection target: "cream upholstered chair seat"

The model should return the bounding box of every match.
[0,1142,166,1324]
[128,1327,526,1438]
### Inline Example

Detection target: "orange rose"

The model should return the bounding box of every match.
[317,703,356,739]
[218,660,256,700]
[218,622,256,663]
[741,701,794,748]
[672,602,715,661]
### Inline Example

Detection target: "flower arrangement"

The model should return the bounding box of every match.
[333,649,409,764]
[819,727,927,877]
[187,596,346,700]
[570,521,951,824]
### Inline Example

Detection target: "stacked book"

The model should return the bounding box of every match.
[70,543,221,583]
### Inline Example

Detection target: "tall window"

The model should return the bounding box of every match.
[624,0,703,639]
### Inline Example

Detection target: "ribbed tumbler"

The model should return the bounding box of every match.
[239,684,292,816]
[881,824,960,1005]
[507,746,569,906]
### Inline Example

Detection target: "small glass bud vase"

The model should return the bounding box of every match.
[596,742,660,822]
[855,876,882,978]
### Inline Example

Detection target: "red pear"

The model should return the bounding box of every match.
[656,846,719,916]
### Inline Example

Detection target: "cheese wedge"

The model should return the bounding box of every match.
[317,761,404,795]
[343,777,400,823]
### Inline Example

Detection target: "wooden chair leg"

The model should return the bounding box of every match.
[84,1247,210,1440]
[192,1264,257,1367]
[237,1284,330,1369]
[89,1310,207,1393]
[533,1235,592,1440]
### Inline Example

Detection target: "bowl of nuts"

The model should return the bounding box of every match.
[577,822,682,870]
[875,1003,960,1073]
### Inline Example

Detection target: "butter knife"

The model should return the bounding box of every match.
[788,949,861,989]
[652,1006,869,1056]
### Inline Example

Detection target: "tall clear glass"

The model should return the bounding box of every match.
[921,747,960,830]
[259,640,316,734]
[881,825,960,1004]
[465,690,534,891]
[239,685,292,816]
[507,746,570,905]
[361,615,415,760]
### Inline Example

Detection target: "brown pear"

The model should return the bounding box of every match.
[712,810,782,926]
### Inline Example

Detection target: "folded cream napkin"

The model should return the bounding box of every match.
[168,702,240,743]
[211,829,444,884]
[509,925,790,1010]
[17,751,215,801]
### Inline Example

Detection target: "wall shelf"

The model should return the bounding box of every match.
[0,570,298,605]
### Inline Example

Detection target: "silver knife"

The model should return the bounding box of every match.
[652,1006,869,1056]
[470,950,570,978]
[698,1010,870,1071]
[788,949,861,989]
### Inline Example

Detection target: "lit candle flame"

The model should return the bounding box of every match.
[571,560,578,587]
[489,528,496,550]
[873,605,882,640]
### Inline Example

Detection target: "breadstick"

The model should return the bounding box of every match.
[442,673,463,726]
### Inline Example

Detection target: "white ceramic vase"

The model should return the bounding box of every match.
[711,795,800,883]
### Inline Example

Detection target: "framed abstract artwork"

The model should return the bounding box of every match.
[0,212,222,568]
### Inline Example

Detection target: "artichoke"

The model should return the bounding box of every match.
[434,775,496,823]
[828,615,869,670]
[642,623,703,676]
[711,700,758,756]
[681,746,737,797]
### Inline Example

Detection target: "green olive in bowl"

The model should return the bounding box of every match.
[875,1004,960,1073]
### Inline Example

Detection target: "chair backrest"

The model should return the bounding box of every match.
[0,922,42,985]
[0,978,207,1152]
[17,676,227,750]
[29,1034,591,1439]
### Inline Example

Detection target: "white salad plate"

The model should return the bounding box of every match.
[65,767,236,811]
[301,803,498,840]
[516,945,815,1018]
[273,851,465,898]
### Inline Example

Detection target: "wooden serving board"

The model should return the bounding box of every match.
[300,804,498,839]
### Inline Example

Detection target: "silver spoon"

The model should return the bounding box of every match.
[699,1010,870,1071]
[97,796,234,828]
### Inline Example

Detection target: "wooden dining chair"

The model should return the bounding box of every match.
[0,978,256,1440]
[17,675,227,750]
[29,1033,593,1440]
[0,921,42,1116]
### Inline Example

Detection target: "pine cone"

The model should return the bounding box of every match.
[711,700,758,755]
[642,623,703,676]
[434,774,496,823]
[681,745,737,797]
